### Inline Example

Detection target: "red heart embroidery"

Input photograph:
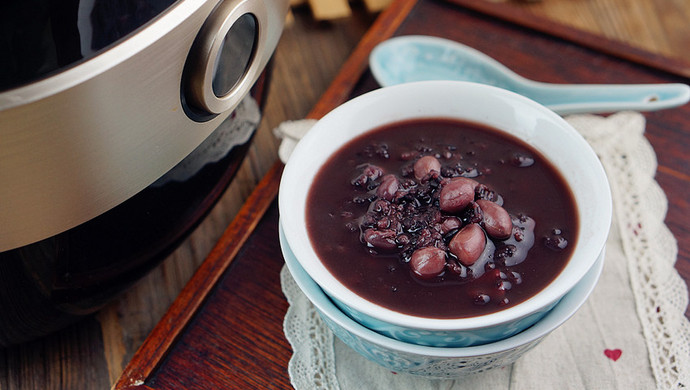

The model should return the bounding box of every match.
[604,349,622,361]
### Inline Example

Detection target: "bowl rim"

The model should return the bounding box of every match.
[278,80,612,331]
[280,220,605,356]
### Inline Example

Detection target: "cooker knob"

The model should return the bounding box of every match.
[184,0,268,116]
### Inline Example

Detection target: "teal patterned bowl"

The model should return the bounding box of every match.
[280,222,603,378]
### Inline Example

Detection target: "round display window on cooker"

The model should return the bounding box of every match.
[0,0,288,346]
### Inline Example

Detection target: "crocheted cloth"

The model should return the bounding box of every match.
[277,112,689,389]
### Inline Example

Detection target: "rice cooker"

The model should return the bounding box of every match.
[0,0,288,346]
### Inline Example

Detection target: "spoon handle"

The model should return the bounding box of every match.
[523,82,690,115]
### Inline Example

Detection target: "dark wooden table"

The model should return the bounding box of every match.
[113,0,690,388]
[1,0,689,389]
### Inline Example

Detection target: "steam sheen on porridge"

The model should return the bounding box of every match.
[306,118,578,318]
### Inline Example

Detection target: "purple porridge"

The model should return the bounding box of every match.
[306,118,578,318]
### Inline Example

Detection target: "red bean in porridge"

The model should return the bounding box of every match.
[306,118,578,318]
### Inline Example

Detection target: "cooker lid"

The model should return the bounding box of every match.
[0,0,179,92]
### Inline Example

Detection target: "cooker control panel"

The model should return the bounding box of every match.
[183,0,268,119]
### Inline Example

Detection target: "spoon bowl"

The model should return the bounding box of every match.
[369,35,690,114]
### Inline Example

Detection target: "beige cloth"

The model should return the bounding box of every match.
[278,112,690,389]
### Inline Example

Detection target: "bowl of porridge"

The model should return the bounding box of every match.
[279,81,611,347]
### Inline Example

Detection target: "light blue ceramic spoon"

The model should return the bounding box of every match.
[369,35,690,115]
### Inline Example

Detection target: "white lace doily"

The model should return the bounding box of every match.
[277,112,689,389]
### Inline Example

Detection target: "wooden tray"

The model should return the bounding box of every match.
[115,0,690,388]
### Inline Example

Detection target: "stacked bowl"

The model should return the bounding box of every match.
[279,81,611,377]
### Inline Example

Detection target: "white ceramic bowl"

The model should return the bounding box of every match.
[280,222,604,378]
[279,81,612,347]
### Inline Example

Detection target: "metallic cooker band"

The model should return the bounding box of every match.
[0,0,288,251]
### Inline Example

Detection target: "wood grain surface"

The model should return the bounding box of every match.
[114,0,690,388]
[1,0,688,389]
[510,0,690,63]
